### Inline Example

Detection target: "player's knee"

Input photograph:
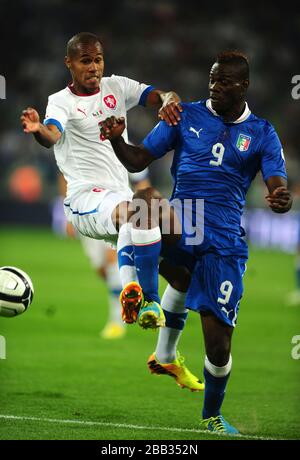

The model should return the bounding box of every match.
[112,201,130,230]
[206,343,231,367]
[159,262,191,292]
[168,270,190,292]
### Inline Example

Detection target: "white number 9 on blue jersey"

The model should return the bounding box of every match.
[217,280,233,305]
[210,143,225,166]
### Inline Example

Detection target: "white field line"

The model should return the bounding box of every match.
[0,414,278,440]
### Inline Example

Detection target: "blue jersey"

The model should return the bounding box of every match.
[143,99,287,256]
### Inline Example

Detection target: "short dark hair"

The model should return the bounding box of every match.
[216,50,249,80]
[67,32,103,58]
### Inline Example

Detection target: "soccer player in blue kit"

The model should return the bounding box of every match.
[100,51,293,434]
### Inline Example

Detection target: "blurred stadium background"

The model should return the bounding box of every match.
[0,0,299,440]
[1,0,300,231]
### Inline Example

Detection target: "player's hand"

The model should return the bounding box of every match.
[99,116,125,140]
[21,107,41,133]
[159,101,183,127]
[265,186,293,213]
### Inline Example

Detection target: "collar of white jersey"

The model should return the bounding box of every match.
[67,82,100,97]
[206,99,251,124]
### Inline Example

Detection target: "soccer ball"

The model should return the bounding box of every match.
[0,266,34,317]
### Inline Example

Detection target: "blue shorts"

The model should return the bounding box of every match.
[185,252,247,327]
[162,199,248,326]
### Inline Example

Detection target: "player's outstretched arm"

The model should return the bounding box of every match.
[146,89,183,127]
[265,176,293,213]
[99,116,155,172]
[21,107,61,148]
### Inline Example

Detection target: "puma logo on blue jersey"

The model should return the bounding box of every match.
[221,306,234,318]
[189,126,203,138]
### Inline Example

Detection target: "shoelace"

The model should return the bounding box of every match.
[209,416,226,432]
[175,354,193,376]
[176,352,185,365]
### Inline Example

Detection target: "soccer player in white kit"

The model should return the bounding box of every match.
[21,32,182,329]
[21,32,204,391]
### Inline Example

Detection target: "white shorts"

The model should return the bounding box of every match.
[64,186,133,244]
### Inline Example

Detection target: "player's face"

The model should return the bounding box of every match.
[66,42,104,94]
[209,63,246,114]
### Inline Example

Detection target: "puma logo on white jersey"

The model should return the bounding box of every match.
[121,250,134,261]
[77,107,87,117]
[189,126,203,138]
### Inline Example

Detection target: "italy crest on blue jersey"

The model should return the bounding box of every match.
[236,133,251,152]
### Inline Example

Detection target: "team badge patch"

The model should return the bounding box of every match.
[103,94,117,110]
[236,133,251,152]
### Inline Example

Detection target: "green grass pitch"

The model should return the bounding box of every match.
[0,227,299,440]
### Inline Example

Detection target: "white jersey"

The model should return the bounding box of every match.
[44,75,152,199]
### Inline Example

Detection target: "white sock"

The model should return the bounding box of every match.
[106,261,123,326]
[131,226,162,245]
[107,294,124,326]
[204,355,232,377]
[155,284,187,363]
[117,223,137,287]
[106,259,122,291]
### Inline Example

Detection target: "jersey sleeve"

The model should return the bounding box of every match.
[112,75,154,110]
[142,121,178,159]
[43,93,70,133]
[260,122,287,182]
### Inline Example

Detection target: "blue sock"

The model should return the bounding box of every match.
[202,360,231,419]
[163,309,188,330]
[117,223,137,287]
[131,227,161,304]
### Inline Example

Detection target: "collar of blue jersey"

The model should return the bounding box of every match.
[206,99,251,123]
